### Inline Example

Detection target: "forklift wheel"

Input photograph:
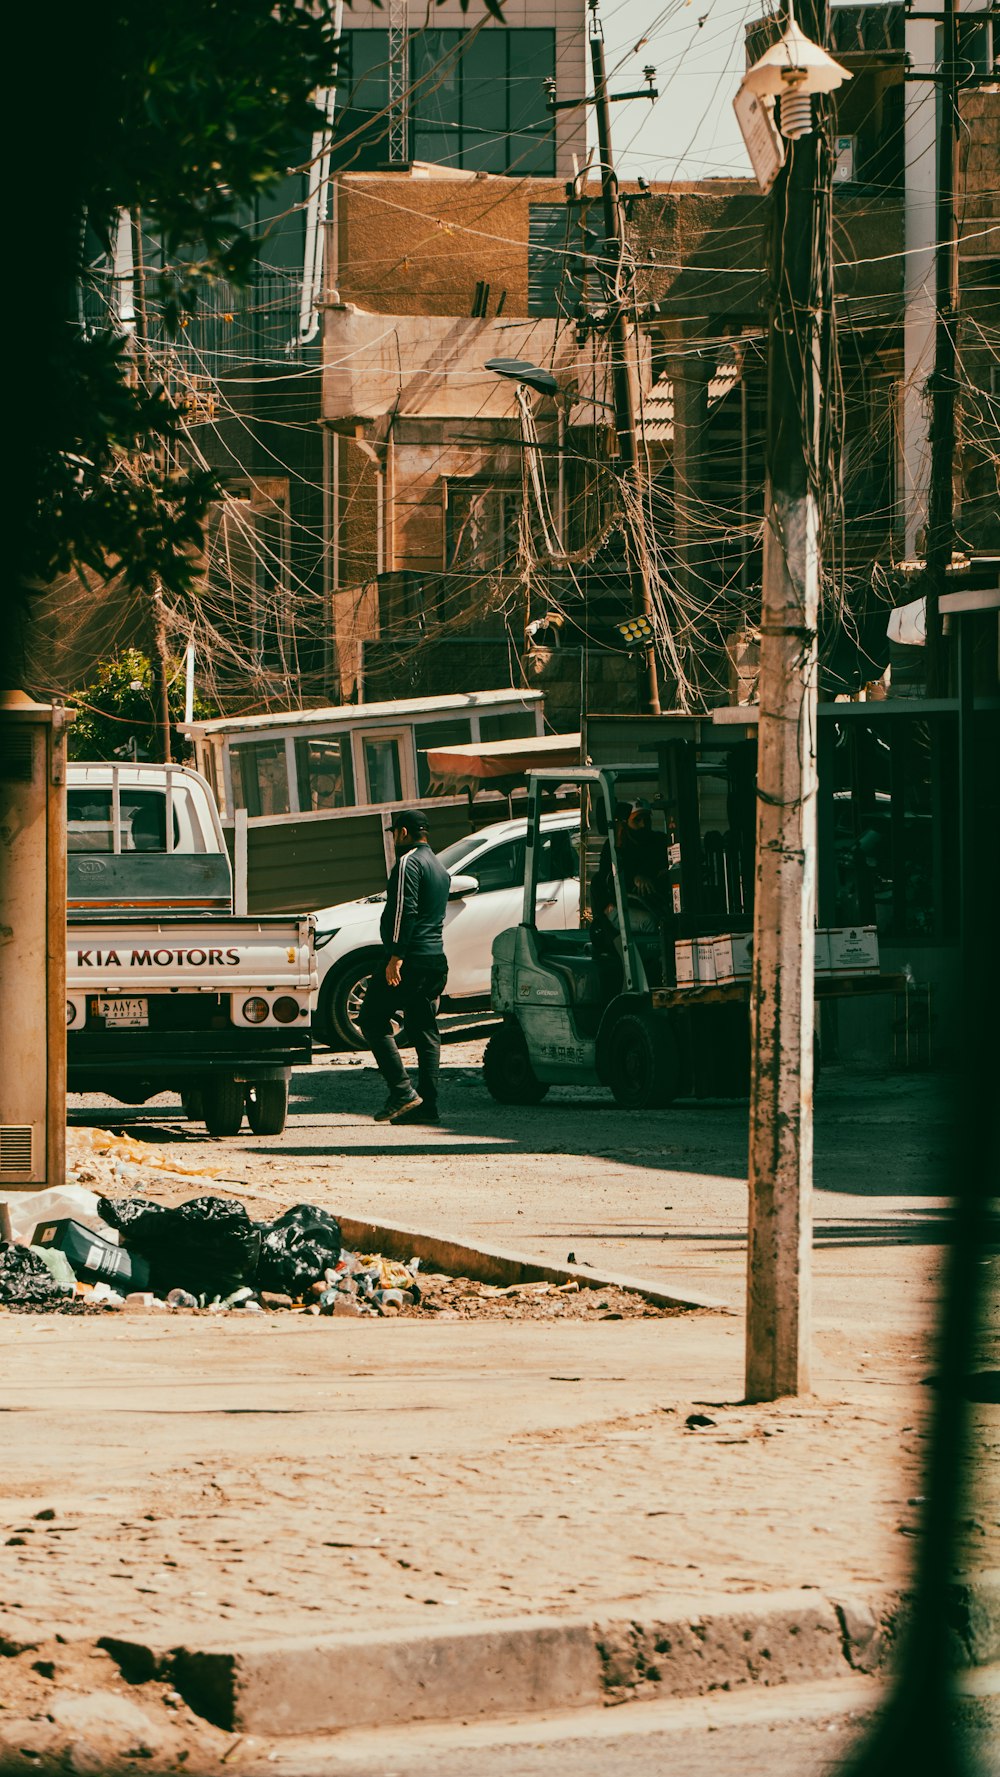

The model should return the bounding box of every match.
[483,1025,550,1105]
[607,1012,678,1110]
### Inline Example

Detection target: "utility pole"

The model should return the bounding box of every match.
[922,0,960,696]
[735,5,849,1401]
[131,206,173,764]
[589,22,660,716]
[549,0,661,715]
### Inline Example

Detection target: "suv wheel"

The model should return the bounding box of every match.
[321,949,388,1050]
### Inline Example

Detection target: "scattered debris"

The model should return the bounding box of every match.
[0,1177,674,1323]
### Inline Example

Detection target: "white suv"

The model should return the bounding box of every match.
[313,811,581,1047]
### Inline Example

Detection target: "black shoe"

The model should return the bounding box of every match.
[391,1099,437,1126]
[386,1092,424,1125]
[374,1091,421,1124]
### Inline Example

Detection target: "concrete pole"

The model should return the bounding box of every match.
[744,54,826,1403]
[902,17,937,558]
[589,25,660,716]
[923,0,960,696]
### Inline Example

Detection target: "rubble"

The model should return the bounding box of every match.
[0,1130,674,1323]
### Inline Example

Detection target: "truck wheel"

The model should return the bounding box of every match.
[324,950,394,1050]
[202,1078,246,1137]
[483,1024,549,1105]
[607,1012,678,1110]
[182,1088,204,1123]
[246,1079,289,1136]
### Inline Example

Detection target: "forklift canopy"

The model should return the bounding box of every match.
[424,733,581,790]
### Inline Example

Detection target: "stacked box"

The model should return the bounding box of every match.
[695,939,718,985]
[713,934,753,984]
[826,925,879,973]
[675,939,697,986]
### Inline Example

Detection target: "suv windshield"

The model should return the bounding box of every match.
[437,831,499,873]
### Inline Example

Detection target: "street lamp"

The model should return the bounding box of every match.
[738,4,850,148]
[483,357,560,401]
[733,6,850,194]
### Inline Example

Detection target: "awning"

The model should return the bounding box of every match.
[424,731,582,789]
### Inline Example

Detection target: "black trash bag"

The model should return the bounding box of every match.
[255,1204,342,1297]
[98,1195,261,1299]
[98,1196,160,1234]
[0,1242,70,1306]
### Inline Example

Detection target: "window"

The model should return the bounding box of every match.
[468,837,525,893]
[479,711,538,743]
[230,741,290,818]
[205,488,292,683]
[66,790,192,853]
[295,736,355,812]
[363,737,402,804]
[414,718,473,794]
[411,29,555,174]
[445,483,522,571]
[331,31,391,169]
[333,27,555,174]
[528,202,612,318]
[537,828,579,883]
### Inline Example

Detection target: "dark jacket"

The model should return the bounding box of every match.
[380,842,450,960]
[591,828,672,919]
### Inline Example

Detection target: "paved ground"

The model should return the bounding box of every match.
[1,1045,997,1767]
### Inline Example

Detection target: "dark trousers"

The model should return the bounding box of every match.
[360,954,448,1110]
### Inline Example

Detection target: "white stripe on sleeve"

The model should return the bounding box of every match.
[392,851,410,946]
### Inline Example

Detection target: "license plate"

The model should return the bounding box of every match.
[95,997,149,1028]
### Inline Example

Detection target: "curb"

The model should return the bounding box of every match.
[335,1214,727,1313]
[95,1575,1000,1736]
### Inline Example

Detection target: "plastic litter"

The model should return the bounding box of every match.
[69,1126,222,1179]
[28,1246,79,1293]
[90,1282,125,1307]
[0,1244,72,1306]
[166,1288,198,1309]
[0,1185,113,1247]
[99,1195,261,1298]
[255,1204,342,1296]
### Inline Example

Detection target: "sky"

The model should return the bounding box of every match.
[593,0,764,182]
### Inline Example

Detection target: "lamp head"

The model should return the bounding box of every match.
[742,15,850,139]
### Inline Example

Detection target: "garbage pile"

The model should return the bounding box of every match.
[0,1185,419,1317]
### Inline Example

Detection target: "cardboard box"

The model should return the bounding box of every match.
[826,925,879,973]
[695,939,718,985]
[675,939,697,986]
[713,934,753,984]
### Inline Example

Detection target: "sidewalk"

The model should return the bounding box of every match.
[1,1060,997,1754]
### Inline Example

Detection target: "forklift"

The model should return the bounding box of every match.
[484,765,751,1109]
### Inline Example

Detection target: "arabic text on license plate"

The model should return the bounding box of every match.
[97,997,149,1028]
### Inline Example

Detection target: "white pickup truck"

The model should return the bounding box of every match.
[66,763,315,1136]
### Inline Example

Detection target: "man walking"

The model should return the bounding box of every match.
[360,809,450,1125]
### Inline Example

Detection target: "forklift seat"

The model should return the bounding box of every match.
[532,930,602,1007]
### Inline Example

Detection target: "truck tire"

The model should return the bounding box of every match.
[182,1088,204,1123]
[246,1079,289,1136]
[607,1012,678,1110]
[322,949,393,1050]
[202,1078,246,1137]
[483,1023,549,1105]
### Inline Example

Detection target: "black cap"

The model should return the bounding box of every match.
[391,808,428,836]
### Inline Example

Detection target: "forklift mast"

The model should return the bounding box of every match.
[522,765,662,996]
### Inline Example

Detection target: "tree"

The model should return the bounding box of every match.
[8,0,499,680]
[67,650,215,762]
